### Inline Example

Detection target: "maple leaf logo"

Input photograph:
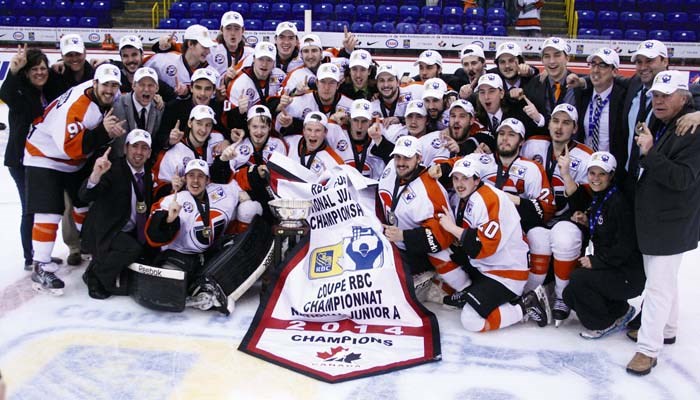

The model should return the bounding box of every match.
[316,347,362,363]
[317,346,345,359]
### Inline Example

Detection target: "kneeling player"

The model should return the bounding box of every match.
[438,155,551,331]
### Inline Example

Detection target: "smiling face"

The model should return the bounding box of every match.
[478,86,504,114]
[275,32,298,59]
[541,48,568,81]
[497,54,519,81]
[587,166,611,192]
[376,73,398,100]
[635,55,668,86]
[187,117,214,147]
[588,56,616,90]
[247,116,271,148]
[187,42,211,65]
[452,172,479,199]
[63,51,85,73]
[191,79,215,105]
[186,169,209,197]
[133,77,158,107]
[93,81,120,107]
[497,126,522,158]
[26,61,49,88]
[120,47,142,75]
[301,46,322,69]
[125,141,151,170]
[303,122,327,152]
[350,65,369,89]
[394,154,421,179]
[253,55,274,80]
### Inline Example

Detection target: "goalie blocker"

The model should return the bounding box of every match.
[128,216,274,313]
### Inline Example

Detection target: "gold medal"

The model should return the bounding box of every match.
[387,211,397,226]
[202,227,211,238]
[136,201,147,214]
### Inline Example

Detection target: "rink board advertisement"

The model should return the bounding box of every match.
[239,162,440,383]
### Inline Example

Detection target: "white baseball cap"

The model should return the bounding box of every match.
[552,103,579,121]
[376,64,399,79]
[247,104,272,121]
[588,151,617,173]
[221,11,244,28]
[495,42,522,60]
[275,21,298,36]
[405,100,427,117]
[649,70,690,95]
[94,64,121,85]
[349,49,372,69]
[304,111,328,129]
[631,40,668,62]
[60,34,85,55]
[414,50,442,66]
[422,78,447,100]
[587,47,620,69]
[477,73,504,90]
[350,99,372,120]
[300,34,322,50]
[125,129,152,147]
[317,63,340,82]
[254,41,276,61]
[496,118,526,138]
[460,44,485,61]
[118,35,143,51]
[189,104,216,121]
[449,154,487,178]
[191,68,219,85]
[184,24,216,48]
[448,99,475,116]
[541,37,569,54]
[391,136,422,158]
[185,158,210,176]
[133,67,158,84]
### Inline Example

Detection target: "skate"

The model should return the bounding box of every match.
[412,271,435,302]
[520,286,552,327]
[580,305,637,340]
[443,287,470,309]
[31,262,64,296]
[553,297,571,327]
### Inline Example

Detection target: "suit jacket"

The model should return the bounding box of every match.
[79,157,154,258]
[111,93,163,157]
[635,105,700,255]
[575,82,627,163]
[523,69,582,127]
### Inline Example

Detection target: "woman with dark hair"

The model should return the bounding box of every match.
[0,45,60,269]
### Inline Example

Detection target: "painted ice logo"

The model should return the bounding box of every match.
[316,346,362,364]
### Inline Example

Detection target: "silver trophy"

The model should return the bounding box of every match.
[269,199,312,228]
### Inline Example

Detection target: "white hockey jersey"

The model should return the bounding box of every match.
[274,92,354,132]
[207,42,255,79]
[144,52,219,90]
[284,135,345,178]
[24,81,106,172]
[329,132,386,180]
[154,132,225,188]
[381,125,449,167]
[225,67,286,108]
[370,87,415,119]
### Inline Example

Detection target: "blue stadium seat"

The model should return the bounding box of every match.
[598,11,618,29]
[335,5,355,22]
[486,25,507,36]
[91,0,111,17]
[422,6,441,23]
[33,0,53,16]
[619,11,641,30]
[464,7,485,24]
[442,6,462,24]
[464,23,484,35]
[78,16,98,28]
[159,18,178,29]
[178,18,197,29]
[357,5,376,23]
[600,28,623,39]
[311,20,327,32]
[37,15,56,26]
[577,10,595,29]
[249,3,270,20]
[648,30,670,41]
[17,15,37,26]
[72,0,91,16]
[486,8,506,25]
[53,0,71,16]
[209,2,228,19]
[312,3,334,20]
[14,0,32,14]
[57,16,77,26]
[667,12,688,28]
[0,15,16,25]
[624,29,647,41]
[401,0,421,5]
[636,0,656,11]
[270,3,291,20]
[189,2,207,19]
[594,0,614,11]
[230,2,248,15]
[672,30,696,42]
[399,6,420,23]
[443,0,462,6]
[417,23,440,34]
[378,5,398,23]
[200,18,218,30]
[576,0,593,9]
[245,18,262,30]
[578,28,599,38]
[396,22,417,33]
[290,19,304,30]
[351,21,373,33]
[328,20,349,32]
[373,21,395,33]
[263,19,280,31]
[643,12,663,29]
[619,0,636,9]
[686,0,700,12]
[441,23,462,34]
[291,3,311,19]
[170,2,187,19]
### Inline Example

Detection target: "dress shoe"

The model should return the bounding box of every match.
[626,352,657,376]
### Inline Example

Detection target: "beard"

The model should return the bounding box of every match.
[498,146,518,158]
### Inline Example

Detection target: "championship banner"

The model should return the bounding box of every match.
[239,162,441,383]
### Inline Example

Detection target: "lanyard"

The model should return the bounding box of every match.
[454,182,482,227]
[245,68,270,105]
[252,136,270,165]
[185,135,210,160]
[389,167,424,215]
[588,185,617,239]
[495,156,516,189]
[351,139,370,173]
[379,97,398,118]
[587,95,610,137]
[314,92,341,117]
[194,189,212,240]
[298,139,327,169]
[655,124,668,143]
[544,142,574,183]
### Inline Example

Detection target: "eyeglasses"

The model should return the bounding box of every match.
[588,62,612,70]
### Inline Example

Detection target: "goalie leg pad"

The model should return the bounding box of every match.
[128,262,188,312]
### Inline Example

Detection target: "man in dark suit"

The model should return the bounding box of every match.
[79,129,156,299]
[575,48,627,158]
[626,70,700,376]
[111,67,164,158]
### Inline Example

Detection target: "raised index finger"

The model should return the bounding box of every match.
[173,120,180,130]
[102,147,111,158]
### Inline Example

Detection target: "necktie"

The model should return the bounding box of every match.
[553,81,562,103]
[138,108,146,130]
[629,88,648,176]
[635,87,648,124]
[491,115,500,135]
[134,172,147,244]
[590,95,603,151]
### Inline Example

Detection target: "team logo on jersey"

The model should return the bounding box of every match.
[214,54,225,65]
[466,201,473,216]
[269,142,278,151]
[209,186,226,202]
[246,88,256,100]
[431,137,442,149]
[308,76,317,88]
[570,157,581,171]
[597,215,604,225]
[336,139,348,151]
[239,144,251,156]
[182,157,193,172]
[381,167,391,179]
[165,65,176,77]
[533,154,543,164]
[479,154,491,164]
[309,159,323,173]
[183,201,194,213]
[510,165,526,178]
[402,187,416,203]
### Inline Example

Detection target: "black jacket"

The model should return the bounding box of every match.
[575,82,628,162]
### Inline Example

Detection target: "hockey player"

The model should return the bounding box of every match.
[454,44,486,100]
[520,103,593,325]
[378,136,471,298]
[273,22,303,73]
[24,63,126,294]
[339,49,376,100]
[422,77,450,132]
[114,35,175,102]
[208,11,254,82]
[437,155,552,331]
[278,34,326,96]
[370,64,411,125]
[284,111,345,178]
[332,99,385,180]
